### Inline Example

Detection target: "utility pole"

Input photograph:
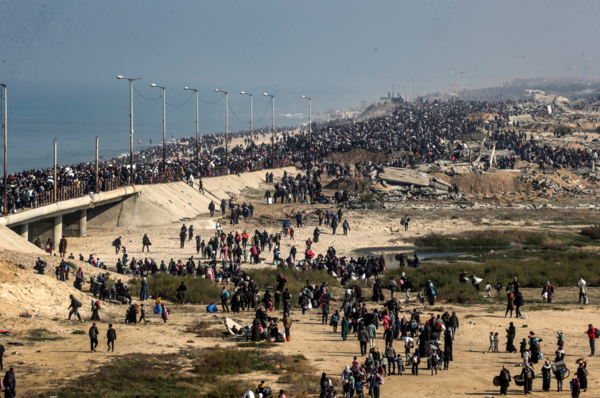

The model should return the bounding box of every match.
[116,76,141,180]
[150,84,166,172]
[184,87,200,169]
[449,71,465,101]
[1,84,6,215]
[215,89,228,171]
[263,93,275,168]
[53,143,57,203]
[241,92,253,147]
[301,96,312,171]
[95,137,99,193]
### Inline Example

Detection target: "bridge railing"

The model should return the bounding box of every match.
[6,160,292,214]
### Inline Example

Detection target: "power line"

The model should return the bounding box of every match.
[133,85,160,100]
[228,102,248,124]
[199,94,224,104]
[166,92,194,108]
[254,97,272,124]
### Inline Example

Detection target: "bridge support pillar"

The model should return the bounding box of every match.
[53,215,62,246]
[19,223,29,241]
[78,209,87,237]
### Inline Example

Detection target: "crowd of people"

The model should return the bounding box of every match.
[5,96,600,214]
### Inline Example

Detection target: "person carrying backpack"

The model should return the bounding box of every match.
[221,287,230,313]
[498,365,511,396]
[89,323,99,352]
[68,294,82,322]
[331,311,339,333]
[424,280,436,305]
[410,349,420,375]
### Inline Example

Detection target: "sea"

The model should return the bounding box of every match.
[4,81,361,173]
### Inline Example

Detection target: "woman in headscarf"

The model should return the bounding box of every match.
[251,318,261,342]
[341,365,351,383]
[400,315,409,338]
[505,322,517,353]
[341,316,350,341]
[576,361,588,392]
[541,360,552,392]
[140,277,148,301]
[319,373,329,398]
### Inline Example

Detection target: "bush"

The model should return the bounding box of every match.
[247,267,340,297]
[414,232,508,247]
[193,348,274,376]
[129,272,222,304]
[554,125,572,135]
[581,224,600,240]
[387,250,600,304]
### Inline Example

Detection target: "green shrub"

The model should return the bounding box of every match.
[554,125,572,135]
[581,224,600,240]
[193,348,274,376]
[247,267,340,297]
[129,272,222,304]
[414,233,508,247]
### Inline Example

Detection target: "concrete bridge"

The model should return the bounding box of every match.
[0,167,296,247]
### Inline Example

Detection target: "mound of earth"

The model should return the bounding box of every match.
[432,172,530,195]
[329,149,389,166]
[0,249,120,317]
[324,177,366,191]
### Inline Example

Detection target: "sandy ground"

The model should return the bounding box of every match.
[2,172,600,396]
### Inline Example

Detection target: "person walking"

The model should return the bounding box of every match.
[198,178,205,194]
[498,365,511,396]
[401,215,410,231]
[342,220,350,235]
[140,277,148,301]
[0,343,4,370]
[367,322,377,349]
[91,300,101,321]
[578,279,588,304]
[520,363,534,394]
[139,304,148,324]
[541,361,552,392]
[488,332,495,352]
[410,349,420,375]
[494,332,500,353]
[208,200,215,217]
[221,287,230,313]
[515,293,524,318]
[177,281,187,305]
[142,234,151,253]
[448,312,459,340]
[505,290,514,318]
[59,237,68,258]
[358,325,369,356]
[576,361,588,392]
[68,294,82,322]
[106,324,116,352]
[322,301,329,324]
[89,323,99,352]
[113,236,122,254]
[283,315,292,342]
[585,324,597,357]
[506,322,517,353]
[3,367,16,398]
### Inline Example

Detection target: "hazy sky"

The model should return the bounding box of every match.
[1,0,599,111]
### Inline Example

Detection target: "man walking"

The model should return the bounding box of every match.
[0,343,4,370]
[198,178,205,194]
[107,324,116,352]
[113,236,122,254]
[221,287,230,313]
[177,281,187,305]
[208,200,215,217]
[89,323,99,352]
[68,294,82,322]
[401,215,410,231]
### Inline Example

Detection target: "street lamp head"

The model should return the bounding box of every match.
[184,87,189,90]
[301,95,306,98]
[263,93,268,96]
[240,91,245,95]
[117,76,124,79]
[150,84,157,87]
[215,89,221,92]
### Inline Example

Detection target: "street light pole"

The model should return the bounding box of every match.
[301,95,311,171]
[184,87,200,168]
[117,76,141,180]
[263,93,275,168]
[241,92,253,147]
[215,89,228,171]
[1,84,6,215]
[449,71,465,101]
[150,84,166,172]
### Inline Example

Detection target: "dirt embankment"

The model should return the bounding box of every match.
[432,172,530,195]
[328,149,390,166]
